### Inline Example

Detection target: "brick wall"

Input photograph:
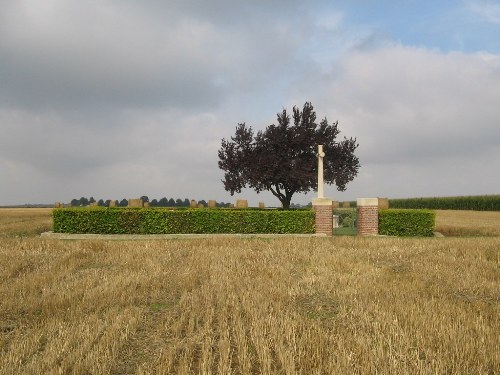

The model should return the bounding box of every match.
[312,198,333,236]
[357,198,379,236]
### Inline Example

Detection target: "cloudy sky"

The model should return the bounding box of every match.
[1,0,499,206]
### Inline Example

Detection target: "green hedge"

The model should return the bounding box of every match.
[378,209,435,237]
[53,208,315,234]
[389,195,500,211]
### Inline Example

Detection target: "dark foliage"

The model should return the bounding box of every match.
[218,102,360,209]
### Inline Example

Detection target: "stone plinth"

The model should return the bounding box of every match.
[128,199,143,208]
[378,198,389,209]
[312,197,333,236]
[357,198,379,236]
[236,199,248,208]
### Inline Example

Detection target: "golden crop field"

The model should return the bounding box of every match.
[0,208,53,238]
[0,208,499,374]
[435,209,500,236]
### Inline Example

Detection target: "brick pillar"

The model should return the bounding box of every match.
[312,198,333,236]
[357,198,379,236]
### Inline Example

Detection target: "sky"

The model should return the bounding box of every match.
[1,0,499,206]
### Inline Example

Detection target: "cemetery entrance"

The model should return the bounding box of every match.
[333,207,357,235]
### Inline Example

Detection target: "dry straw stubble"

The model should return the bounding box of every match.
[0,208,499,374]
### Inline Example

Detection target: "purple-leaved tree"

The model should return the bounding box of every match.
[218,102,360,209]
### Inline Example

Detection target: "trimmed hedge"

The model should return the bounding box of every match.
[378,209,435,237]
[389,195,500,211]
[53,207,315,234]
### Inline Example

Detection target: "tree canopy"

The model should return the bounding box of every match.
[218,102,360,209]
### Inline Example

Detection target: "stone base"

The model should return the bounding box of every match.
[128,199,143,208]
[236,199,248,208]
[312,197,333,206]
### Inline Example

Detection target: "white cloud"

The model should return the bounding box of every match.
[294,45,500,199]
[468,0,500,24]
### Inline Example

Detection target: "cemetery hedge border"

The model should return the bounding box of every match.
[53,207,315,235]
[378,209,435,237]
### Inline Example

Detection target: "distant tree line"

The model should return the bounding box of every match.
[69,196,231,208]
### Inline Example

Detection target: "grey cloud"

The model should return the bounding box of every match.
[0,4,228,111]
[0,111,132,176]
[0,1,331,205]
[1,2,499,206]
[0,1,317,113]
[0,107,225,180]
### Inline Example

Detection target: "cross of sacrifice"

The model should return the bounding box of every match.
[317,145,325,198]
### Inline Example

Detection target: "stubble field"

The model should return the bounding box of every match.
[0,208,498,374]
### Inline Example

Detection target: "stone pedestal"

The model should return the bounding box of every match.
[312,197,333,236]
[236,199,248,208]
[357,198,379,236]
[128,199,143,208]
[378,198,389,209]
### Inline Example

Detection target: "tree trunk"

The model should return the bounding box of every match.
[269,185,293,209]
[281,197,292,210]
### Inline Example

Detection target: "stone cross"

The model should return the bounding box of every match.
[317,144,325,198]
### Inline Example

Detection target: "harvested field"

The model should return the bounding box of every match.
[435,209,500,236]
[0,208,499,374]
[0,208,52,238]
